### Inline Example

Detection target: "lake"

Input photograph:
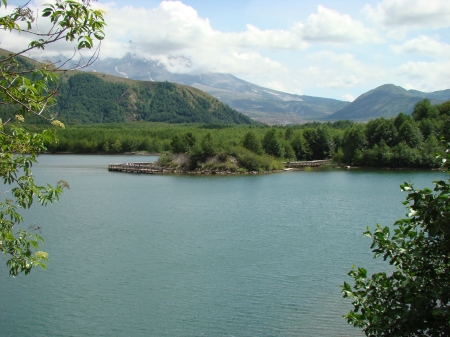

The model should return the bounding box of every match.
[0,155,443,336]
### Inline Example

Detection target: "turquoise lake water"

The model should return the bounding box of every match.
[0,155,443,336]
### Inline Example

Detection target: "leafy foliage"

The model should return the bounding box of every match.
[412,98,439,121]
[336,99,450,168]
[262,129,285,158]
[0,0,104,276]
[0,124,67,275]
[242,130,263,155]
[342,145,450,336]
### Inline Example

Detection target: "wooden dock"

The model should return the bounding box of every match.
[109,159,333,175]
[282,159,332,168]
[108,162,171,174]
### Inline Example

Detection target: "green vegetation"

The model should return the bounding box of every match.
[44,123,286,172]
[0,0,105,276]
[342,143,450,336]
[0,71,257,125]
[336,99,449,168]
[340,101,450,336]
[18,98,447,172]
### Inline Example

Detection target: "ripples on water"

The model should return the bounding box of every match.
[0,155,443,336]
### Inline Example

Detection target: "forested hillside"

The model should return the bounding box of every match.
[53,73,256,124]
[0,63,256,125]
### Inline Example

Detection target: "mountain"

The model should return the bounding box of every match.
[82,54,349,124]
[0,48,256,125]
[5,49,449,123]
[55,72,258,125]
[408,88,450,101]
[328,84,450,121]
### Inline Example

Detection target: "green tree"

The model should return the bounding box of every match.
[419,135,442,169]
[200,132,217,157]
[171,132,196,154]
[303,126,332,160]
[366,118,398,147]
[397,121,423,149]
[393,112,412,130]
[283,142,295,160]
[284,127,294,141]
[291,133,311,160]
[262,129,284,158]
[109,139,121,153]
[0,0,105,276]
[170,135,185,153]
[437,100,450,116]
[442,118,450,141]
[419,118,440,140]
[241,131,262,155]
[412,98,439,121]
[342,146,450,336]
[342,124,367,164]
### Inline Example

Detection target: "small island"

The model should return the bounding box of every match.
[109,153,283,175]
[108,153,333,175]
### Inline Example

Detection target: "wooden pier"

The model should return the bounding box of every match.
[108,162,171,174]
[282,159,332,168]
[109,159,333,175]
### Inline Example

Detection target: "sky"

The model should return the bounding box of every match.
[3,0,450,101]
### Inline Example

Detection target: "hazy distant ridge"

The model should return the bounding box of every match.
[328,84,450,121]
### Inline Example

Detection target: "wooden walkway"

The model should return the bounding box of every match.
[282,159,332,168]
[108,162,170,174]
[109,159,333,175]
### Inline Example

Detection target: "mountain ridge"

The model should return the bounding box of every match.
[328,84,450,120]
[3,49,449,123]
[0,49,256,125]
[84,54,450,123]
[82,53,349,124]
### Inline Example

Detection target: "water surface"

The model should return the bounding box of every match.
[0,155,443,336]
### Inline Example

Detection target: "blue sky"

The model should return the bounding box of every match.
[4,0,450,101]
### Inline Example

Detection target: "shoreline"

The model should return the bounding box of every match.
[47,151,161,156]
[107,162,286,175]
[42,153,442,172]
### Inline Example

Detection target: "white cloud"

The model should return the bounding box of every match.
[396,60,450,92]
[391,35,450,58]
[94,1,307,76]
[308,51,384,78]
[294,5,378,43]
[364,0,450,29]
[226,24,309,50]
[291,51,387,93]
[99,1,309,56]
[266,81,286,92]
[3,0,449,101]
[342,94,356,102]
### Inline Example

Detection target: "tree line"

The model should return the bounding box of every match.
[335,99,449,168]
[33,98,447,170]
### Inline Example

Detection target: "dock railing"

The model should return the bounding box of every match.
[282,159,332,168]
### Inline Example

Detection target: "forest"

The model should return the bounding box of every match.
[20,98,447,171]
[0,72,256,125]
